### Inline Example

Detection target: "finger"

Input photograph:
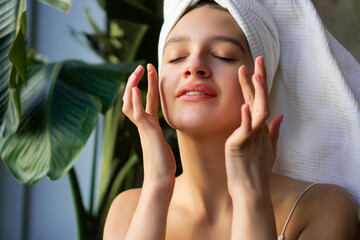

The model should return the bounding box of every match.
[254,56,268,93]
[132,87,146,124]
[251,73,269,130]
[238,65,254,110]
[145,63,159,115]
[268,114,284,161]
[241,103,252,139]
[123,65,145,107]
[227,104,252,148]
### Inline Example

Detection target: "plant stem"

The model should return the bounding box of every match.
[98,21,149,204]
[68,168,89,240]
[16,0,24,34]
[127,25,148,61]
[21,185,31,240]
[89,124,99,216]
[96,153,139,235]
[97,81,126,205]
[124,164,135,191]
[109,153,138,200]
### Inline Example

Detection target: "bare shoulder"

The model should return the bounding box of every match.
[103,188,142,240]
[272,174,358,239]
[297,183,358,239]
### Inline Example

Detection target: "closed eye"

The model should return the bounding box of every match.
[169,57,186,63]
[213,55,235,62]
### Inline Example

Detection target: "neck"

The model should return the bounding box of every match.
[174,130,233,215]
[172,129,281,222]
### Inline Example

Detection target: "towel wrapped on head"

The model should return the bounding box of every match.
[158,0,360,205]
[158,0,280,89]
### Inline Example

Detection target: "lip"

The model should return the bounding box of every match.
[176,83,217,101]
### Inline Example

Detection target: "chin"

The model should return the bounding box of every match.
[168,115,241,137]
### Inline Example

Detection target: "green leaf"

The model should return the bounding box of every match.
[111,21,149,62]
[36,0,73,13]
[26,48,48,66]
[59,61,139,114]
[84,7,102,36]
[20,7,26,34]
[96,0,105,9]
[9,11,27,85]
[0,0,25,136]
[0,60,139,184]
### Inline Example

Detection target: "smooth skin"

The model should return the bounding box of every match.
[104,6,358,240]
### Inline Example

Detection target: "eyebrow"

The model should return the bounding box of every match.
[164,36,190,50]
[164,35,246,53]
[210,35,246,53]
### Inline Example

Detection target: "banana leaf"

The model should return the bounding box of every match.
[37,0,73,12]
[0,0,26,136]
[0,60,139,184]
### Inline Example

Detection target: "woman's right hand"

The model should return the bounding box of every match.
[122,63,176,191]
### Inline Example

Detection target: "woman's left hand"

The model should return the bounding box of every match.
[225,56,283,199]
[225,56,283,240]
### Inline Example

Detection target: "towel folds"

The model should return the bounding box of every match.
[158,0,360,205]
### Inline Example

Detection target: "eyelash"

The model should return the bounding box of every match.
[213,55,234,62]
[169,57,186,63]
[168,55,235,64]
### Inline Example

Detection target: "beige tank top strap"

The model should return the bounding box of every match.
[277,183,317,240]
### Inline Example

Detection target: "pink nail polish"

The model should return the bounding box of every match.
[135,65,142,72]
[241,66,248,77]
[132,87,138,94]
[256,74,262,83]
[258,57,264,66]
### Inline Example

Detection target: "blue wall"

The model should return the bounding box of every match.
[0,0,105,239]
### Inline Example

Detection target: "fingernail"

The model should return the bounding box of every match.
[258,57,264,66]
[242,103,249,111]
[132,87,138,94]
[241,65,248,77]
[280,114,285,123]
[135,65,142,72]
[147,63,152,73]
[256,74,262,83]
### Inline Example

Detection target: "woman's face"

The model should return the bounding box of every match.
[159,6,253,135]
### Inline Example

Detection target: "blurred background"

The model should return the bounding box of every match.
[313,0,360,62]
[0,1,106,239]
[0,0,359,239]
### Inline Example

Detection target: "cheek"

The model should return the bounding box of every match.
[230,80,244,105]
[158,73,177,127]
[217,72,245,122]
[244,57,254,76]
[214,69,244,104]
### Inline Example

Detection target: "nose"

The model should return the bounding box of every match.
[183,58,211,79]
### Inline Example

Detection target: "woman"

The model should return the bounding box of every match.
[104,1,358,239]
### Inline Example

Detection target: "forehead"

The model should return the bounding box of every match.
[166,6,247,44]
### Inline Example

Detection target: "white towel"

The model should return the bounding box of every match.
[158,0,360,205]
[159,0,280,86]
[263,0,360,205]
